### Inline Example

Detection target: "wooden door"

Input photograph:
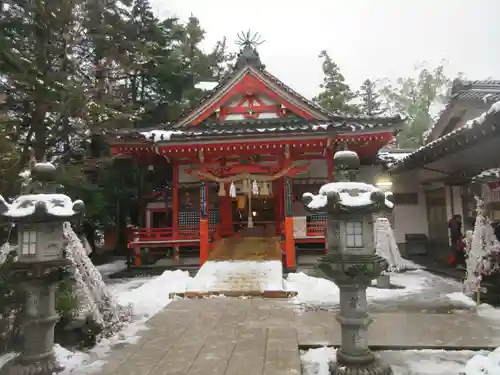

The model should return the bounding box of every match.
[425,188,449,250]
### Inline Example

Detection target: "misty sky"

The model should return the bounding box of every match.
[151,0,499,99]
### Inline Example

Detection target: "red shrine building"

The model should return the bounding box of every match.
[104,42,403,270]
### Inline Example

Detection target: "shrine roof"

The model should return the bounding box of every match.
[424,79,500,143]
[175,44,335,127]
[390,100,500,174]
[108,116,403,144]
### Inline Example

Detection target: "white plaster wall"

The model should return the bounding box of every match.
[391,171,429,244]
[451,186,463,218]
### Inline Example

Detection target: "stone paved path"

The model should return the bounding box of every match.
[93,298,500,375]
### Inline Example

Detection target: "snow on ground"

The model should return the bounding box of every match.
[95,260,127,277]
[58,270,190,373]
[285,269,433,305]
[446,291,500,321]
[301,346,498,375]
[186,260,284,292]
[0,270,191,374]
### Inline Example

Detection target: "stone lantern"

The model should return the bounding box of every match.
[303,149,394,375]
[0,162,84,375]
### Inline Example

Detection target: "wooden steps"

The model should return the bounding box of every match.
[209,237,281,261]
[170,290,297,298]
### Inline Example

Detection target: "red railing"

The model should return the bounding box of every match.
[129,223,219,246]
[128,220,327,247]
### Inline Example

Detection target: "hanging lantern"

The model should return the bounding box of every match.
[261,181,269,196]
[229,182,236,198]
[218,182,226,197]
[241,179,249,193]
[252,180,259,195]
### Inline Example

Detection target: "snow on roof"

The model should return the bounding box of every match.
[140,130,183,142]
[377,150,413,168]
[303,181,394,211]
[473,168,500,181]
[424,80,500,144]
[392,99,500,168]
[0,194,81,219]
[194,81,219,91]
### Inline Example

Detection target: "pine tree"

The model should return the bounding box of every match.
[358,79,386,116]
[0,0,89,174]
[313,50,357,115]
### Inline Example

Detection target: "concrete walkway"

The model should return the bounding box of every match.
[94,298,500,375]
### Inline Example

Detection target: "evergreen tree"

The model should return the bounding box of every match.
[358,79,386,116]
[313,50,357,115]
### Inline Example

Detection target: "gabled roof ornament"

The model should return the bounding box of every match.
[235,30,265,70]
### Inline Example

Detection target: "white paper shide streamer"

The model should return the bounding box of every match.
[229,182,236,198]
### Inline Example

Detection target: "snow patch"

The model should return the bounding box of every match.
[96,260,127,277]
[445,292,477,308]
[195,81,218,91]
[140,130,183,142]
[285,270,429,306]
[116,270,191,319]
[463,347,500,375]
[186,260,284,292]
[301,347,494,375]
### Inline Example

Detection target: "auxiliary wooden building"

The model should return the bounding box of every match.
[389,80,500,259]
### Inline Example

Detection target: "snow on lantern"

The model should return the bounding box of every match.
[302,149,394,375]
[0,190,84,263]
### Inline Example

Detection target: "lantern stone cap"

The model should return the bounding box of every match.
[333,150,360,170]
[0,194,84,221]
[303,181,394,212]
[29,161,58,182]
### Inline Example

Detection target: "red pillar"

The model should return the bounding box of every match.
[219,183,233,237]
[284,177,295,270]
[199,181,209,265]
[172,164,179,236]
[274,180,282,235]
[172,164,180,264]
[327,148,334,181]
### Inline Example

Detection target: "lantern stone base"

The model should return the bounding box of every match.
[330,355,393,375]
[316,253,392,375]
[376,274,391,289]
[0,353,63,375]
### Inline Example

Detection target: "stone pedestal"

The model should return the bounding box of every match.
[1,263,65,375]
[376,274,391,289]
[318,254,393,375]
